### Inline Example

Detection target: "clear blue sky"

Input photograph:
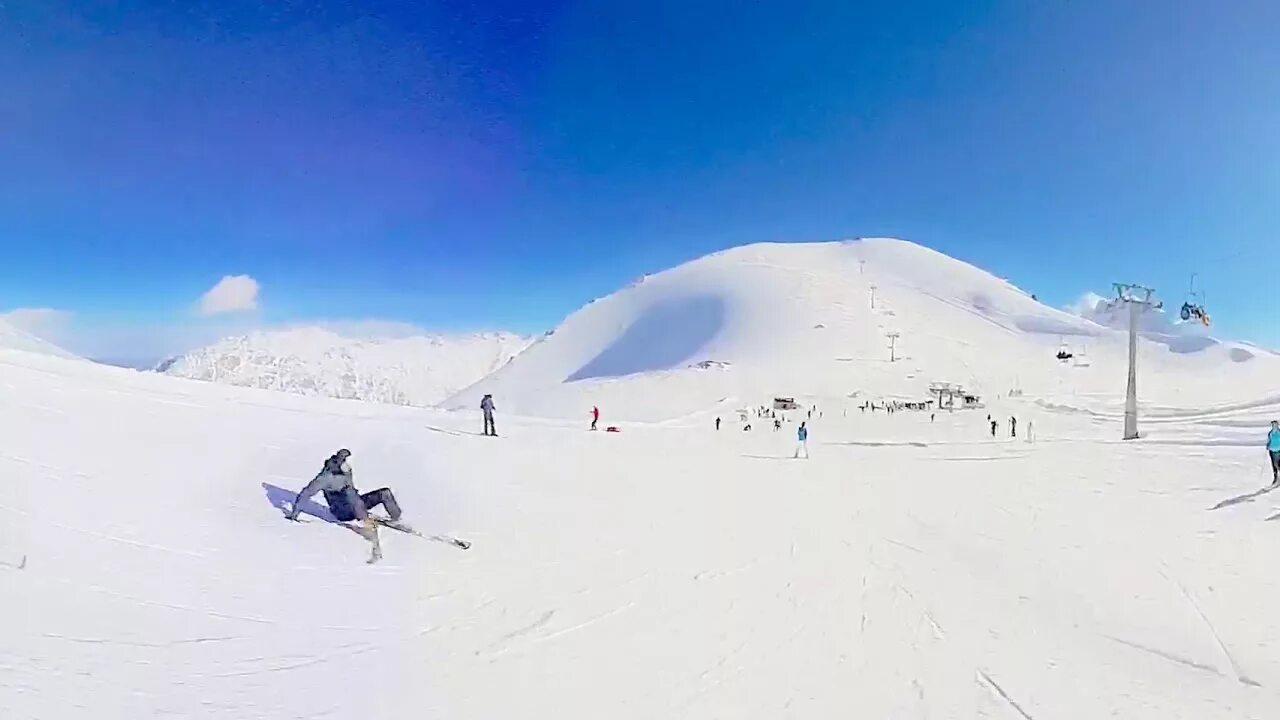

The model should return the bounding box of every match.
[2,1,1278,358]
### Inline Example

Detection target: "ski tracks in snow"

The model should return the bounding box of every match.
[1166,571,1261,687]
[483,602,637,659]
[976,670,1036,720]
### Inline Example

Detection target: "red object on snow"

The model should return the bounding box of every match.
[605,426,620,433]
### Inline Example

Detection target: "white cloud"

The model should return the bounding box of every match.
[0,307,75,344]
[198,275,260,317]
[1065,292,1109,318]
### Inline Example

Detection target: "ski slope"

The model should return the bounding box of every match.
[445,239,1278,422]
[159,327,530,407]
[0,317,79,360]
[3,338,1280,718]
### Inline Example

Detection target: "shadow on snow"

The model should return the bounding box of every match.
[262,482,339,523]
[1209,484,1278,511]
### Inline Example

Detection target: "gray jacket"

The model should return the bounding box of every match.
[480,396,495,414]
[289,457,356,518]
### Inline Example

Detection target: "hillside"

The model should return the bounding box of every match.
[0,317,79,359]
[445,239,1278,422]
[4,338,1279,718]
[159,327,530,406]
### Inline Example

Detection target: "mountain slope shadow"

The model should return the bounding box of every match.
[566,295,726,382]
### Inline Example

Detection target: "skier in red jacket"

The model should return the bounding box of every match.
[591,406,600,431]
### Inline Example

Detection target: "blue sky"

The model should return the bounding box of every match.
[2,1,1278,359]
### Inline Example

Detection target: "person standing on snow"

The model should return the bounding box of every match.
[591,406,600,431]
[286,449,403,527]
[481,394,497,436]
[794,421,810,459]
[1268,420,1280,485]
[1010,416,1017,438]
[990,419,998,437]
[715,417,721,431]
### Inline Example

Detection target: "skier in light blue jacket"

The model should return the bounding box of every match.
[1268,420,1280,485]
[794,422,810,459]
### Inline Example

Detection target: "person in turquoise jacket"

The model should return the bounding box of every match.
[794,422,809,459]
[1268,420,1280,485]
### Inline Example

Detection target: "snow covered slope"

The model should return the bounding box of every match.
[446,239,1279,421]
[159,327,530,406]
[3,344,1280,719]
[0,317,79,359]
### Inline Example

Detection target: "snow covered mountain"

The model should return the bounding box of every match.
[446,238,1278,422]
[159,327,530,406]
[0,316,79,359]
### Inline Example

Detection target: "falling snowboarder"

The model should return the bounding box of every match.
[481,394,497,436]
[285,449,404,561]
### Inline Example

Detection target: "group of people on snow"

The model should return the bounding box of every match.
[282,393,1280,557]
[987,414,1020,439]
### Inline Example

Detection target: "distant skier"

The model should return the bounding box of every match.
[743,423,752,432]
[774,418,781,431]
[990,419,998,437]
[1010,416,1017,438]
[591,406,600,431]
[285,449,402,528]
[930,413,935,423]
[715,417,721,431]
[794,422,810,459]
[481,394,497,436]
[1269,420,1280,485]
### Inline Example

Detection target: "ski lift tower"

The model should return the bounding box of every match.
[1113,283,1158,440]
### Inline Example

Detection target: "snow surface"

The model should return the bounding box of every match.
[0,317,79,359]
[5,239,1280,718]
[159,327,530,407]
[445,239,1279,422]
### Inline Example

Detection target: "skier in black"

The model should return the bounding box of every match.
[715,417,721,431]
[990,419,998,437]
[1010,416,1017,438]
[480,394,497,436]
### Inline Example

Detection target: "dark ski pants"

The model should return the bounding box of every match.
[483,412,496,436]
[327,487,402,522]
[1270,450,1280,481]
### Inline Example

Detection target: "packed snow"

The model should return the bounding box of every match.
[4,239,1280,719]
[159,327,530,407]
